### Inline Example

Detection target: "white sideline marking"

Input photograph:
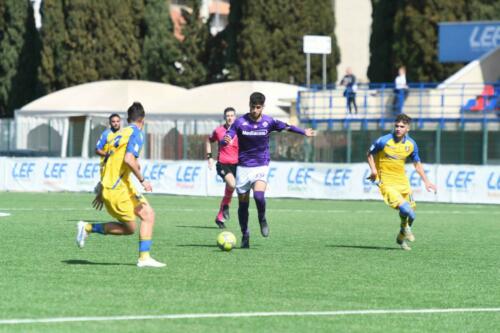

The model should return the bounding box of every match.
[0,212,11,217]
[1,308,500,325]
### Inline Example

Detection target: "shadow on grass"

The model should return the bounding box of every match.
[175,225,219,230]
[176,244,217,248]
[328,244,400,251]
[62,259,135,266]
[66,219,104,223]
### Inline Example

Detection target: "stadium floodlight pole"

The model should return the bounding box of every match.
[322,54,327,90]
[306,53,311,88]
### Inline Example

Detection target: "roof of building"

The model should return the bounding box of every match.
[19,80,301,119]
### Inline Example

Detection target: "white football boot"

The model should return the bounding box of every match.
[137,257,166,268]
[76,221,88,248]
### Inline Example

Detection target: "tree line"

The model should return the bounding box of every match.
[1,0,498,117]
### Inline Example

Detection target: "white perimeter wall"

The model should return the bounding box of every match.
[1,158,499,204]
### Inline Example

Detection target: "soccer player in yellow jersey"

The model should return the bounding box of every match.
[92,113,121,205]
[95,113,121,159]
[76,102,165,268]
[367,114,436,250]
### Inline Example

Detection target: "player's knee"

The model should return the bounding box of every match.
[226,181,236,191]
[135,204,155,223]
[253,191,265,202]
[238,193,249,203]
[123,222,136,235]
[399,202,415,221]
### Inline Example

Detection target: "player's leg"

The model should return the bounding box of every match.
[76,189,137,248]
[253,180,269,237]
[238,191,250,248]
[215,169,236,228]
[399,192,416,242]
[135,202,165,268]
[77,220,136,247]
[235,166,251,248]
[381,185,412,250]
[215,164,234,228]
[221,171,236,219]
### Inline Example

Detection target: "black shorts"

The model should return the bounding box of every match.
[216,162,237,180]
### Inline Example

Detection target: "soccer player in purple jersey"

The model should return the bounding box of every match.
[223,92,315,248]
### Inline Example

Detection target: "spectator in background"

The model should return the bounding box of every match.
[340,67,358,115]
[393,66,409,114]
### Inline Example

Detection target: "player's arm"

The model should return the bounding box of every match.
[124,131,151,192]
[95,132,108,157]
[366,137,385,181]
[92,182,104,210]
[124,153,152,192]
[413,162,437,193]
[206,133,215,170]
[222,121,238,145]
[366,153,378,181]
[274,119,316,137]
[96,148,107,157]
[409,140,436,193]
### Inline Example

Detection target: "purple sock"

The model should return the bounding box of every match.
[238,201,249,235]
[253,191,266,223]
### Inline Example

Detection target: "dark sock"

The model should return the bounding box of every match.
[91,223,105,234]
[253,191,266,223]
[238,201,249,235]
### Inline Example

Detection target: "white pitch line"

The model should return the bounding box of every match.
[0,212,11,217]
[1,308,500,325]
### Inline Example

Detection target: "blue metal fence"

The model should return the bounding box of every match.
[298,82,500,129]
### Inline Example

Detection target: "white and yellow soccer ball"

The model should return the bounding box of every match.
[217,231,237,251]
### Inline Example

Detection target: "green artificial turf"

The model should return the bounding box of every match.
[0,192,499,332]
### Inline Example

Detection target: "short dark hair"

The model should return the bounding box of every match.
[249,92,265,106]
[223,107,235,116]
[127,102,145,123]
[108,113,120,121]
[395,113,411,124]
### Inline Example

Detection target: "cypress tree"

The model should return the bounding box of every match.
[224,0,340,84]
[39,0,143,93]
[0,1,41,117]
[175,0,211,88]
[140,0,181,84]
[37,0,66,94]
[367,0,397,83]
[369,0,500,83]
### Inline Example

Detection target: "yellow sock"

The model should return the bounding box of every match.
[84,223,92,233]
[139,252,150,260]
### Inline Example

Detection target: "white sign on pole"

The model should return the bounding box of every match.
[303,35,332,54]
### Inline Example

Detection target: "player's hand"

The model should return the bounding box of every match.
[142,180,153,192]
[304,128,316,137]
[208,157,214,170]
[223,135,232,144]
[367,171,378,182]
[425,182,437,193]
[92,194,104,211]
[93,181,103,195]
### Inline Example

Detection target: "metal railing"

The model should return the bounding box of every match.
[298,82,500,128]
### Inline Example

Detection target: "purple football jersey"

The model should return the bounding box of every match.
[225,114,288,167]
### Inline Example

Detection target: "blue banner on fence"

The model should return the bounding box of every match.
[439,21,500,62]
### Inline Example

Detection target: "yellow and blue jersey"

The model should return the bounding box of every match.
[96,128,118,177]
[368,133,420,187]
[101,124,144,191]
[96,128,114,153]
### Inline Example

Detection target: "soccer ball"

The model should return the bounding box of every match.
[217,231,237,251]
